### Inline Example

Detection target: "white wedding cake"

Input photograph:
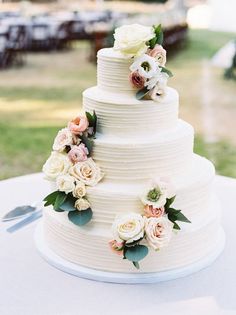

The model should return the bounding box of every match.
[41,24,224,279]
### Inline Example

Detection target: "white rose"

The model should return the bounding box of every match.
[130,54,158,79]
[113,24,155,57]
[145,216,173,250]
[56,174,75,194]
[69,158,103,186]
[73,181,86,198]
[75,198,90,211]
[53,128,73,152]
[42,151,72,181]
[140,178,175,208]
[112,213,145,244]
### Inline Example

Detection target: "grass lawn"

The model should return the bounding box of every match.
[0,30,236,179]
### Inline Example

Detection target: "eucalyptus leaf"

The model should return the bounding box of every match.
[54,192,67,210]
[68,208,93,226]
[136,87,149,100]
[124,244,148,262]
[160,66,173,77]
[59,195,77,212]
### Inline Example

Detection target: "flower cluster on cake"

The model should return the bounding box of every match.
[43,112,104,226]
[114,24,173,101]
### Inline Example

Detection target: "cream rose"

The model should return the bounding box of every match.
[140,178,175,208]
[56,174,75,194]
[69,158,103,186]
[42,151,72,181]
[147,44,166,66]
[112,213,145,244]
[145,216,173,250]
[52,128,73,152]
[74,198,90,211]
[73,181,86,198]
[113,24,155,57]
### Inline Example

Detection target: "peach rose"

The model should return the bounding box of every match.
[144,205,165,218]
[147,44,166,67]
[145,217,173,250]
[68,143,89,163]
[109,240,124,256]
[129,70,146,89]
[68,116,89,135]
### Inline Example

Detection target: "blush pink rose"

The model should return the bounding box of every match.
[129,70,146,89]
[144,205,165,218]
[68,143,89,163]
[68,116,89,135]
[109,240,124,256]
[147,44,166,66]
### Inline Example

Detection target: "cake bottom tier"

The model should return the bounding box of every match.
[43,197,222,273]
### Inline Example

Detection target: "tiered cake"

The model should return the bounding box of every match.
[41,24,224,279]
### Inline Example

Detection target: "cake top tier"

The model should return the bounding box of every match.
[97,24,173,102]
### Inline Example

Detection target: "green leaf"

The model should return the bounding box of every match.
[136,87,149,100]
[93,110,97,135]
[154,24,163,45]
[165,196,176,211]
[86,110,97,136]
[175,212,191,223]
[160,66,173,77]
[124,244,148,262]
[149,36,157,49]
[132,261,140,269]
[59,195,77,212]
[54,192,67,210]
[86,111,95,126]
[43,191,60,205]
[173,221,181,230]
[68,208,93,226]
[80,134,94,156]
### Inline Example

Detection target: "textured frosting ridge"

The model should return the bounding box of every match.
[97,48,135,92]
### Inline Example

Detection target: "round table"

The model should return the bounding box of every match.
[0,173,236,315]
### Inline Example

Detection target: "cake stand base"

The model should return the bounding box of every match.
[35,222,225,284]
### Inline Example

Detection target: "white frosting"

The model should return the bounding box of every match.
[83,86,179,137]
[92,120,194,181]
[97,48,135,92]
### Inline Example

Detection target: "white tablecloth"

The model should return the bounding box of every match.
[0,174,236,315]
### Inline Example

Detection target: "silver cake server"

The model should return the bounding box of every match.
[1,201,42,222]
